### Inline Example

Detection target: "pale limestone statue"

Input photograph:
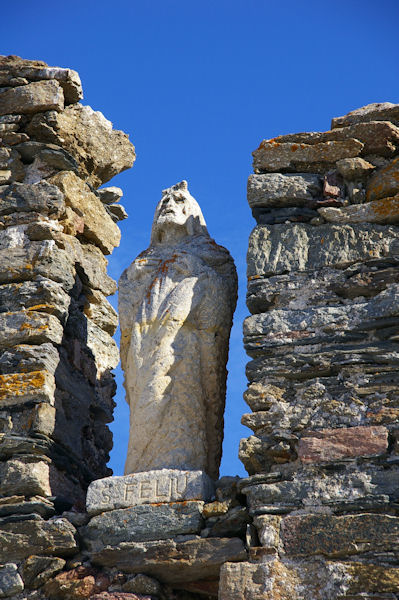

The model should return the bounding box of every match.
[119,181,237,479]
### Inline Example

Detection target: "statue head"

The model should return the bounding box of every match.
[151,181,209,245]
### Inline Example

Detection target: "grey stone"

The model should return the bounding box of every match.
[20,555,66,590]
[244,284,399,355]
[121,574,161,595]
[86,470,214,515]
[0,80,64,116]
[90,536,247,583]
[83,289,118,336]
[0,563,23,598]
[0,496,55,519]
[107,203,128,222]
[0,279,71,323]
[247,173,322,209]
[83,501,204,551]
[241,466,399,514]
[253,138,363,173]
[0,515,77,562]
[247,223,399,277]
[332,102,399,128]
[0,311,63,349]
[0,181,65,217]
[0,343,59,375]
[27,104,135,188]
[97,186,123,205]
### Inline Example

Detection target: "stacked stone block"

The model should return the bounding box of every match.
[222,102,399,599]
[0,55,134,594]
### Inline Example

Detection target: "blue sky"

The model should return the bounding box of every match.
[2,1,398,477]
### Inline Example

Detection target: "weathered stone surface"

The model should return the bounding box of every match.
[0,496,55,518]
[332,102,399,128]
[297,425,388,463]
[86,318,119,373]
[0,311,63,349]
[282,513,399,557]
[83,502,204,551]
[21,555,66,589]
[367,156,399,202]
[27,104,136,187]
[121,574,161,595]
[49,171,121,254]
[98,186,123,205]
[0,563,23,597]
[319,194,399,224]
[58,234,116,295]
[336,157,375,180]
[92,595,149,600]
[0,343,59,375]
[43,566,109,600]
[90,537,246,583]
[0,80,64,116]
[83,289,118,335]
[241,466,399,514]
[0,55,82,103]
[86,470,214,515]
[268,121,399,157]
[253,139,363,173]
[244,285,399,354]
[107,203,128,222]
[0,181,65,217]
[0,515,77,561]
[0,369,55,407]
[247,223,399,277]
[119,181,237,479]
[0,279,71,322]
[247,173,322,209]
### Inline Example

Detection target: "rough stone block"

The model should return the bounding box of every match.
[90,537,247,583]
[282,513,399,557]
[247,173,322,209]
[367,156,399,202]
[83,289,118,335]
[42,565,109,599]
[247,223,399,277]
[0,343,60,375]
[319,194,399,224]
[0,80,64,115]
[332,102,399,128]
[0,515,77,562]
[0,311,63,349]
[297,425,388,463]
[241,466,399,514]
[252,138,363,173]
[0,181,65,217]
[0,369,55,407]
[86,470,214,515]
[267,121,399,157]
[0,55,82,104]
[27,104,136,187]
[20,555,65,590]
[49,171,121,254]
[0,279,71,322]
[83,502,204,551]
[0,563,24,598]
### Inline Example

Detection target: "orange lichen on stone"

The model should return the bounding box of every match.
[0,370,49,400]
[371,194,399,218]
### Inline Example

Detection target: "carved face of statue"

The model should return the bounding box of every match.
[150,180,209,245]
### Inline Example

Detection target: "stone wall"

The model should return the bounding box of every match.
[227,102,399,598]
[0,55,136,597]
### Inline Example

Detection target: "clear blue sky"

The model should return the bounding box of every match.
[2,1,398,477]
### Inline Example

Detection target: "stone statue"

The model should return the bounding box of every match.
[119,181,237,479]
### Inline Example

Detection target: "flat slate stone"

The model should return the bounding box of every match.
[86,469,214,515]
[0,563,24,598]
[83,502,204,551]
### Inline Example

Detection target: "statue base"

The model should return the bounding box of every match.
[86,469,215,516]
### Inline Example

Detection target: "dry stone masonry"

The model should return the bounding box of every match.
[225,101,399,599]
